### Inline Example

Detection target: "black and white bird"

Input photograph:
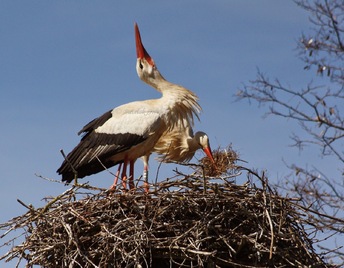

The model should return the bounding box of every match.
[57,23,201,191]
[134,26,215,189]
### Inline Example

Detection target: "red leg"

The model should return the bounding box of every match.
[129,160,135,190]
[121,159,128,190]
[109,163,122,191]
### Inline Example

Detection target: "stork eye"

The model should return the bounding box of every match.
[139,61,143,69]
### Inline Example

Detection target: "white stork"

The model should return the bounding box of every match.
[139,119,215,190]
[134,25,215,190]
[153,119,215,164]
[57,23,201,191]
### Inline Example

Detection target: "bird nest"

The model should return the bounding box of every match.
[0,147,329,267]
[199,145,239,177]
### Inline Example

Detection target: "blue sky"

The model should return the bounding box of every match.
[0,1,337,265]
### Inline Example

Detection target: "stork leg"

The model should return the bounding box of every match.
[129,160,135,190]
[121,159,129,190]
[143,164,149,193]
[142,155,150,193]
[109,163,122,191]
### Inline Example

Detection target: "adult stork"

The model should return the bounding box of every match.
[134,24,215,190]
[139,119,215,190]
[153,119,215,164]
[57,23,201,191]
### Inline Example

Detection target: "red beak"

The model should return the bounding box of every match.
[135,23,155,66]
[203,146,215,164]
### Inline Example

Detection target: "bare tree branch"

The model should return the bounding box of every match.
[237,0,344,265]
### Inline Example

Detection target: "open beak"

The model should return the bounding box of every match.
[135,23,155,66]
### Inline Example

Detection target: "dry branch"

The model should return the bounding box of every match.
[0,147,331,267]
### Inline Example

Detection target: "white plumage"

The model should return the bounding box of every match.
[57,23,201,191]
[134,25,215,189]
[153,119,214,164]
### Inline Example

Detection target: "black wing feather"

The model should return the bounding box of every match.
[78,109,112,137]
[57,131,146,183]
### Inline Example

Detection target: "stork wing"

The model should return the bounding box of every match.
[77,110,113,137]
[57,108,162,182]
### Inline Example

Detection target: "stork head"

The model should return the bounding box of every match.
[194,131,215,163]
[135,23,157,82]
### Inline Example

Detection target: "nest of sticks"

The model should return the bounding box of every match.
[0,146,329,267]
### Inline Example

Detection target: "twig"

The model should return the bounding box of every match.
[60,149,78,184]
[0,165,329,267]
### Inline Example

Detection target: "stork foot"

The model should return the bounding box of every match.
[108,184,117,192]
